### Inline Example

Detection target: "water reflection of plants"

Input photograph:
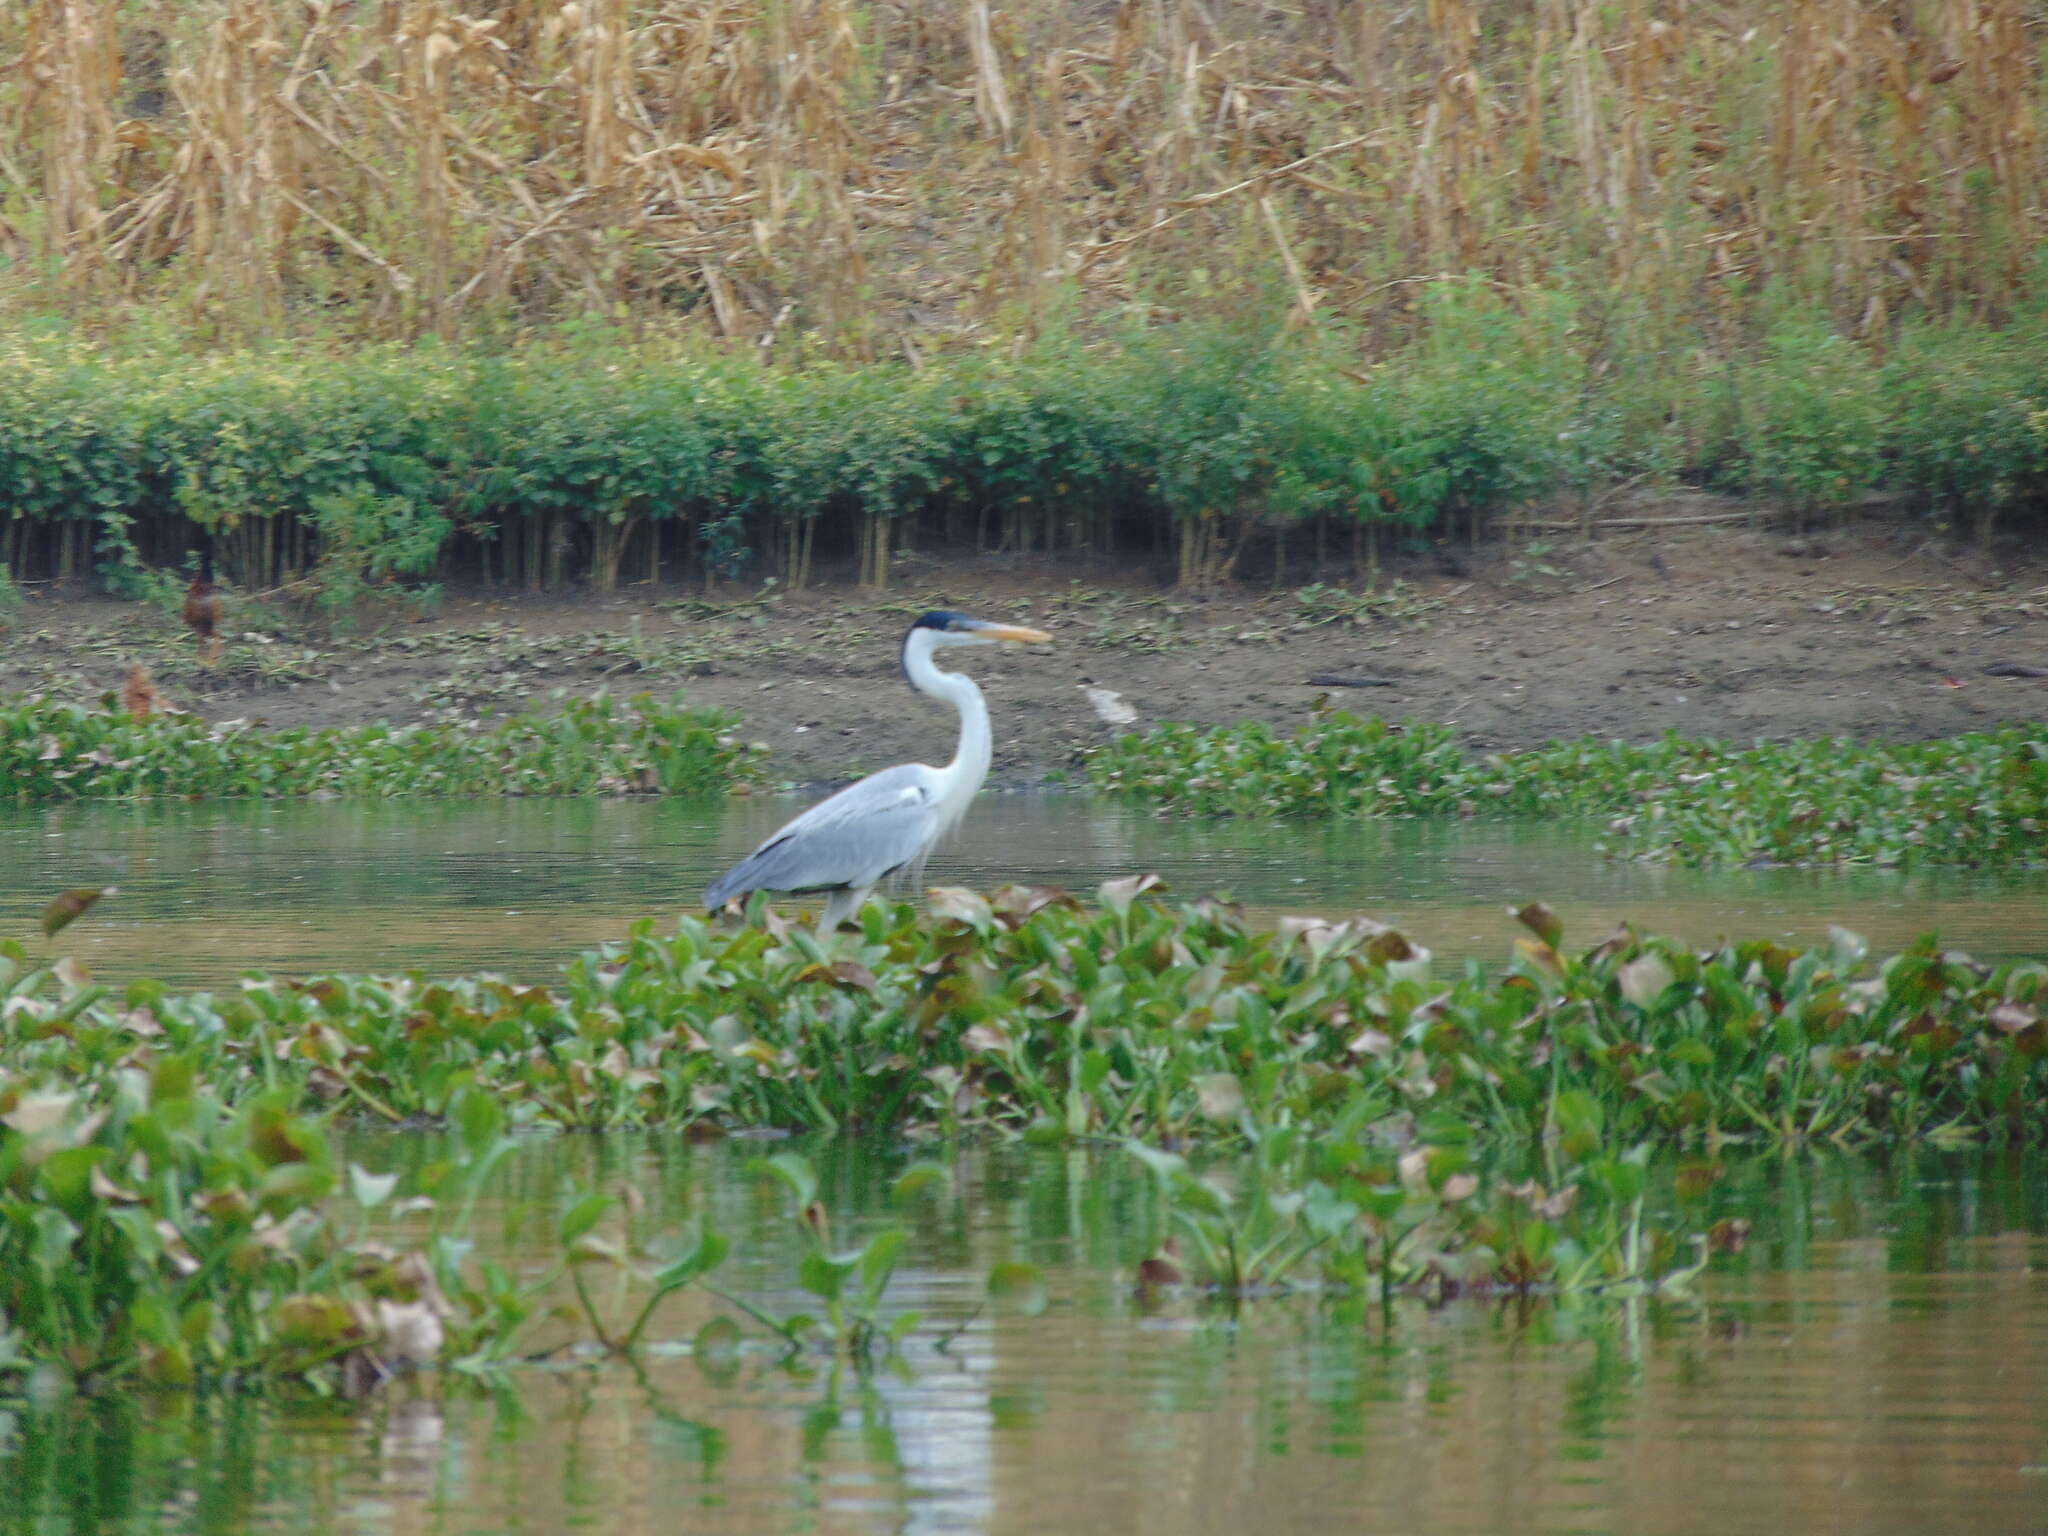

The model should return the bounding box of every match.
[1126,1108,1720,1312]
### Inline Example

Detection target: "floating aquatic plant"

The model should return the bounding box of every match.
[4,883,2042,1150]
[0,691,758,801]
[1090,714,2048,868]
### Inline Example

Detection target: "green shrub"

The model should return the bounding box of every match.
[1884,320,2048,543]
[1721,320,1888,515]
[1,317,2044,597]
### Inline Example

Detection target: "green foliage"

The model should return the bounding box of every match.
[1090,713,2048,867]
[738,1151,954,1361]
[3,315,2043,594]
[0,1073,520,1390]
[1721,321,1887,512]
[303,486,450,631]
[3,883,2043,1150]
[1128,1113,1704,1306]
[2,881,2043,1387]
[1883,317,2048,540]
[0,691,758,801]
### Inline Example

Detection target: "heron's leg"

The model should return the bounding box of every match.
[820,885,872,930]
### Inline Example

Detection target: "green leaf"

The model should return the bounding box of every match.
[1552,1088,1604,1160]
[693,1315,742,1380]
[1414,1110,1474,1146]
[558,1192,615,1247]
[857,1228,906,1297]
[889,1163,948,1205]
[29,1207,79,1272]
[452,1088,504,1157]
[987,1261,1048,1318]
[1125,1141,1187,1180]
[655,1223,730,1290]
[797,1250,854,1302]
[752,1152,818,1212]
[1359,1186,1406,1223]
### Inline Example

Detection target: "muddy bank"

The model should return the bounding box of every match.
[4,519,2044,787]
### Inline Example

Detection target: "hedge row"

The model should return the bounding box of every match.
[2,298,2045,595]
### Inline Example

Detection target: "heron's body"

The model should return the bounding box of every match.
[704,611,1049,927]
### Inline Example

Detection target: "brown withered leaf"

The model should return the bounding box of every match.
[962,1023,1010,1054]
[1097,873,1165,915]
[1364,929,1418,965]
[926,887,993,926]
[1708,1218,1752,1255]
[1195,1073,1245,1122]
[1135,1254,1184,1287]
[1988,1003,2038,1034]
[828,960,878,993]
[1673,1161,1725,1200]
[1347,1028,1394,1060]
[42,887,115,939]
[1515,937,1566,977]
[799,1201,830,1244]
[1618,955,1675,1009]
[1512,902,1563,948]
[89,1165,143,1205]
[990,884,1076,925]
[337,1348,390,1400]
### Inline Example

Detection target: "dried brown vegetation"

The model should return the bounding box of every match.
[2,0,2041,350]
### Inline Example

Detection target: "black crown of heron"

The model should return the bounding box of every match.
[704,611,1052,927]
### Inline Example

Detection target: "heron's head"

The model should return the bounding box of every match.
[907,611,1053,650]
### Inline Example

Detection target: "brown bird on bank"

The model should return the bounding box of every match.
[183,558,223,666]
[121,662,164,721]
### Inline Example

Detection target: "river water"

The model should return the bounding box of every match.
[2,794,2045,985]
[2,1137,2046,1536]
[2,797,2045,1535]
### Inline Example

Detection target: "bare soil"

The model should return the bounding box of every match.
[6,513,2045,787]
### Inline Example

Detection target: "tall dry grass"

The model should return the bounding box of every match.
[0,1,2041,351]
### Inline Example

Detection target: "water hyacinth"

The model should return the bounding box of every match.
[1089,713,2048,867]
[3,882,2046,1391]
[0,1074,526,1391]
[0,691,758,801]
[3,883,2042,1149]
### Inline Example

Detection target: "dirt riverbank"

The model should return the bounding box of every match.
[5,513,2045,786]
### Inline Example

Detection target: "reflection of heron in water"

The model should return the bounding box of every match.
[704,611,1053,928]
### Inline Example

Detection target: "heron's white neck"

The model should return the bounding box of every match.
[904,633,992,831]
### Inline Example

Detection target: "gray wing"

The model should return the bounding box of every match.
[704,764,942,909]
